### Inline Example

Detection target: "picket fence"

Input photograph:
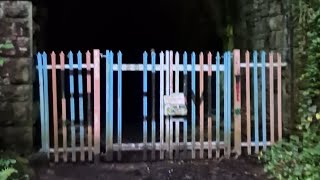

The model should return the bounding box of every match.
[36,49,286,162]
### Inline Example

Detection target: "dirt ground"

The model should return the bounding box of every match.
[32,156,269,180]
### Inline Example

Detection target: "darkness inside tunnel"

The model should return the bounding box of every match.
[34,0,229,149]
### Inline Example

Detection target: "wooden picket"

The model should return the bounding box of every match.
[36,49,286,162]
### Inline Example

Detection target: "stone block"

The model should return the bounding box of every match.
[0,37,31,57]
[0,57,32,84]
[0,101,31,126]
[1,1,31,18]
[0,84,32,102]
[269,15,284,31]
[0,18,31,37]
[0,126,33,154]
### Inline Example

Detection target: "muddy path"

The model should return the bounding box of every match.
[33,156,269,180]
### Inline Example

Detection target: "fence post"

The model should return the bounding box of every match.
[93,49,101,162]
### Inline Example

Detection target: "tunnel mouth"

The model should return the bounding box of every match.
[33,0,227,150]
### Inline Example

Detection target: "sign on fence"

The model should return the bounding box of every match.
[164,93,187,116]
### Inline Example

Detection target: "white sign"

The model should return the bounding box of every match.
[164,93,187,116]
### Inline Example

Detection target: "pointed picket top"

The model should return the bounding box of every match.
[51,51,56,57]
[216,52,220,60]
[143,51,148,60]
[37,52,42,60]
[175,51,179,57]
[183,51,187,58]
[191,52,196,59]
[207,51,212,58]
[245,50,250,57]
[160,51,164,56]
[68,51,73,59]
[117,51,122,57]
[86,50,91,57]
[42,51,47,58]
[77,51,82,69]
[151,50,156,57]
[77,51,82,58]
[199,51,204,57]
[261,51,266,63]
[59,51,65,58]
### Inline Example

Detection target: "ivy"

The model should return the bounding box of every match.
[260,0,320,179]
[0,40,14,67]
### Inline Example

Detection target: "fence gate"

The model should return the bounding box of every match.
[36,49,286,162]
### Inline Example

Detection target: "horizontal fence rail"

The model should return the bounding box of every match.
[36,49,286,162]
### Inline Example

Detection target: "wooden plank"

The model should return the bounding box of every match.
[36,53,46,154]
[93,49,101,162]
[165,51,170,158]
[117,51,123,161]
[277,53,282,140]
[105,50,110,160]
[106,51,114,161]
[223,52,228,157]
[169,51,174,160]
[191,52,196,159]
[43,62,287,71]
[60,52,68,162]
[215,52,221,158]
[207,52,212,159]
[175,52,180,159]
[245,51,251,155]
[49,141,274,153]
[227,51,232,158]
[199,52,204,159]
[143,51,148,161]
[159,51,165,159]
[108,51,114,161]
[151,51,156,160]
[77,51,85,161]
[233,50,241,156]
[253,51,259,154]
[68,51,76,162]
[85,51,93,161]
[51,52,59,162]
[42,52,50,156]
[269,52,275,144]
[261,51,267,151]
[183,52,188,159]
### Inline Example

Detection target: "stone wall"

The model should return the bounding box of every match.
[233,0,293,133]
[0,1,33,154]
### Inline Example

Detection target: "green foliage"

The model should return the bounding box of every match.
[0,152,31,180]
[261,0,320,179]
[0,159,18,180]
[0,40,14,67]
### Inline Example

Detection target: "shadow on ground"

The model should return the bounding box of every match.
[32,156,269,180]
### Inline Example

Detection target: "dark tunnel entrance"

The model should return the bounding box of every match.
[33,0,232,151]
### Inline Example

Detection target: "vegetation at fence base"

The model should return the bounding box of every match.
[260,0,320,179]
[0,151,34,180]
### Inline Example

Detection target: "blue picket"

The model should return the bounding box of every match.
[151,51,156,160]
[227,51,232,156]
[223,52,228,156]
[191,52,196,159]
[215,52,220,158]
[77,51,85,161]
[143,51,148,160]
[117,51,122,160]
[261,51,267,151]
[253,51,259,153]
[37,53,46,153]
[68,51,76,161]
[42,52,50,156]
[105,50,110,158]
[108,51,114,160]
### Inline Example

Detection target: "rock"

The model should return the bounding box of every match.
[0,57,32,84]
[269,1,282,15]
[0,101,32,126]
[0,126,33,154]
[0,84,32,102]
[3,1,31,18]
